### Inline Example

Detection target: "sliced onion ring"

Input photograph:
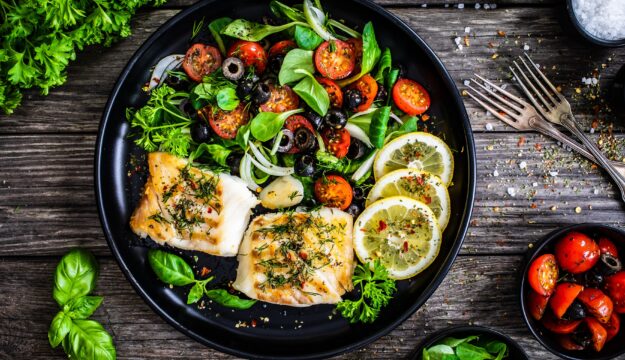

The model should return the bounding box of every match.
[147,54,184,91]
[345,123,373,148]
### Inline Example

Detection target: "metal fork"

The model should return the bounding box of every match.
[464,75,625,178]
[510,54,625,202]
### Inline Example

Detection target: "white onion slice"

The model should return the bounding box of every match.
[352,150,378,182]
[239,154,260,191]
[147,54,184,91]
[345,123,373,147]
[389,112,404,125]
[248,154,294,176]
[303,0,335,40]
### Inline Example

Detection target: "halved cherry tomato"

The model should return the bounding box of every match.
[269,40,297,58]
[605,271,625,314]
[550,283,584,319]
[599,237,619,258]
[578,288,614,324]
[259,84,299,113]
[605,313,620,341]
[314,40,356,80]
[314,175,353,210]
[321,127,351,159]
[346,38,363,74]
[555,231,601,274]
[348,74,378,112]
[317,77,343,108]
[228,40,267,73]
[183,44,223,82]
[202,103,249,139]
[528,254,559,296]
[284,115,315,154]
[585,317,608,352]
[392,78,431,116]
[527,290,550,321]
[542,313,583,334]
[558,335,585,351]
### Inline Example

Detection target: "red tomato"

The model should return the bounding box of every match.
[227,40,267,73]
[284,115,315,154]
[542,313,583,334]
[314,175,353,210]
[528,254,559,296]
[349,74,378,112]
[321,127,351,159]
[317,77,343,108]
[578,288,614,324]
[268,40,297,58]
[259,84,299,113]
[392,78,431,116]
[599,237,619,258]
[314,40,356,80]
[555,231,600,274]
[202,103,249,139]
[527,290,550,321]
[605,313,621,341]
[585,317,608,352]
[182,44,223,82]
[558,335,585,351]
[605,271,625,313]
[346,38,363,74]
[550,283,585,319]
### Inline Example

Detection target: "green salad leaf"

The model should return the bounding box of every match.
[422,336,508,360]
[208,17,233,54]
[52,249,99,306]
[216,87,240,111]
[190,143,232,167]
[250,108,303,141]
[221,18,307,41]
[370,106,391,148]
[337,22,381,87]
[270,0,306,22]
[374,48,392,84]
[292,69,329,116]
[295,25,323,50]
[279,49,315,85]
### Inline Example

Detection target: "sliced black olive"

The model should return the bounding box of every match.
[226,153,243,176]
[375,84,388,103]
[347,138,366,160]
[237,78,256,98]
[293,127,316,152]
[571,323,592,349]
[268,55,284,74]
[344,88,362,111]
[294,154,316,177]
[596,253,623,276]
[222,57,245,81]
[563,300,587,321]
[353,186,367,202]
[304,110,323,129]
[323,109,348,129]
[274,129,294,153]
[581,269,604,288]
[164,73,186,90]
[191,121,211,143]
[346,202,363,217]
[252,82,272,106]
[178,99,195,116]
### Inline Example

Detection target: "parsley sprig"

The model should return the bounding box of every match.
[336,260,396,323]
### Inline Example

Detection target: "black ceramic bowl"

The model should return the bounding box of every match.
[94,0,476,358]
[408,325,529,360]
[520,224,625,360]
[566,0,625,47]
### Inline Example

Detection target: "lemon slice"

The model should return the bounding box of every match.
[373,132,454,186]
[353,196,442,279]
[366,169,450,231]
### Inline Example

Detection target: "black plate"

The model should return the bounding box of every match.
[95,0,476,358]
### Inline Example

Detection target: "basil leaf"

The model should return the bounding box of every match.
[68,319,116,360]
[66,296,103,319]
[485,341,508,360]
[204,289,257,309]
[386,68,400,93]
[191,143,232,166]
[279,49,315,85]
[221,19,306,41]
[235,123,251,149]
[270,0,306,22]
[456,342,496,360]
[370,106,390,148]
[147,249,196,286]
[292,70,329,116]
[187,282,204,305]
[439,336,480,348]
[374,48,392,83]
[208,17,233,55]
[48,310,72,348]
[53,249,99,306]
[250,108,303,141]
[424,344,455,358]
[295,25,323,50]
[216,87,239,111]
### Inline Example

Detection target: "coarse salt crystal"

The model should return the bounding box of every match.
[549,171,559,177]
[591,77,598,85]
[523,44,530,51]
[490,3,497,9]
[463,80,471,86]
[493,169,499,177]
[532,182,538,187]
[455,37,462,45]
[458,3,465,9]
[475,3,481,9]
[421,4,427,8]
[458,44,464,51]
[572,0,625,41]
[507,187,516,197]
[485,123,494,131]
[465,26,471,33]
[519,161,527,169]
[484,4,490,9]
[590,127,595,134]
[501,84,507,90]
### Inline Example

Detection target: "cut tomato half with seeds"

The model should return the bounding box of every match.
[202,103,250,139]
[528,253,559,296]
[314,40,356,80]
[392,78,431,116]
[183,44,223,82]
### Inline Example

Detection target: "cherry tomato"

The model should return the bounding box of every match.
[348,74,378,113]
[527,290,550,321]
[585,317,608,352]
[555,231,601,274]
[228,40,267,73]
[542,313,583,334]
[259,84,300,113]
[599,237,619,258]
[528,254,559,296]
[578,288,614,324]
[268,40,297,58]
[605,271,625,313]
[392,78,431,116]
[201,103,249,139]
[605,313,620,341]
[550,283,585,319]
[558,335,585,351]
[183,44,223,82]
[317,77,343,108]
[314,40,356,80]
[314,175,353,210]
[346,38,363,74]
[284,115,315,154]
[321,127,351,159]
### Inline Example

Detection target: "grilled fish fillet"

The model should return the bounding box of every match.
[233,208,354,307]
[130,152,259,256]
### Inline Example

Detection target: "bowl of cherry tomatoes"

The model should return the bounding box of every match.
[520,224,625,360]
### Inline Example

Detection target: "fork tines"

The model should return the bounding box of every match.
[510,53,564,113]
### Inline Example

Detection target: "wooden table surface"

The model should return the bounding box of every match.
[2,0,625,358]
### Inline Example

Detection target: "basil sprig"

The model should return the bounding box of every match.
[48,249,116,360]
[148,249,256,309]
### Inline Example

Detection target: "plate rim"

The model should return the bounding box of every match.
[94,0,477,358]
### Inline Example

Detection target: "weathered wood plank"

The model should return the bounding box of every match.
[1,132,623,256]
[162,0,558,7]
[0,256,554,359]
[0,7,622,134]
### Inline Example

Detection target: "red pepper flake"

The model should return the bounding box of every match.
[591,119,599,129]
[402,241,409,253]
[416,175,425,185]
[421,114,430,122]
[530,203,538,209]
[534,143,542,152]
[207,207,212,213]
[299,251,308,260]
[200,267,211,277]
[497,30,506,37]
[424,196,432,205]
[378,220,387,232]
[517,136,526,147]
[251,319,257,328]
